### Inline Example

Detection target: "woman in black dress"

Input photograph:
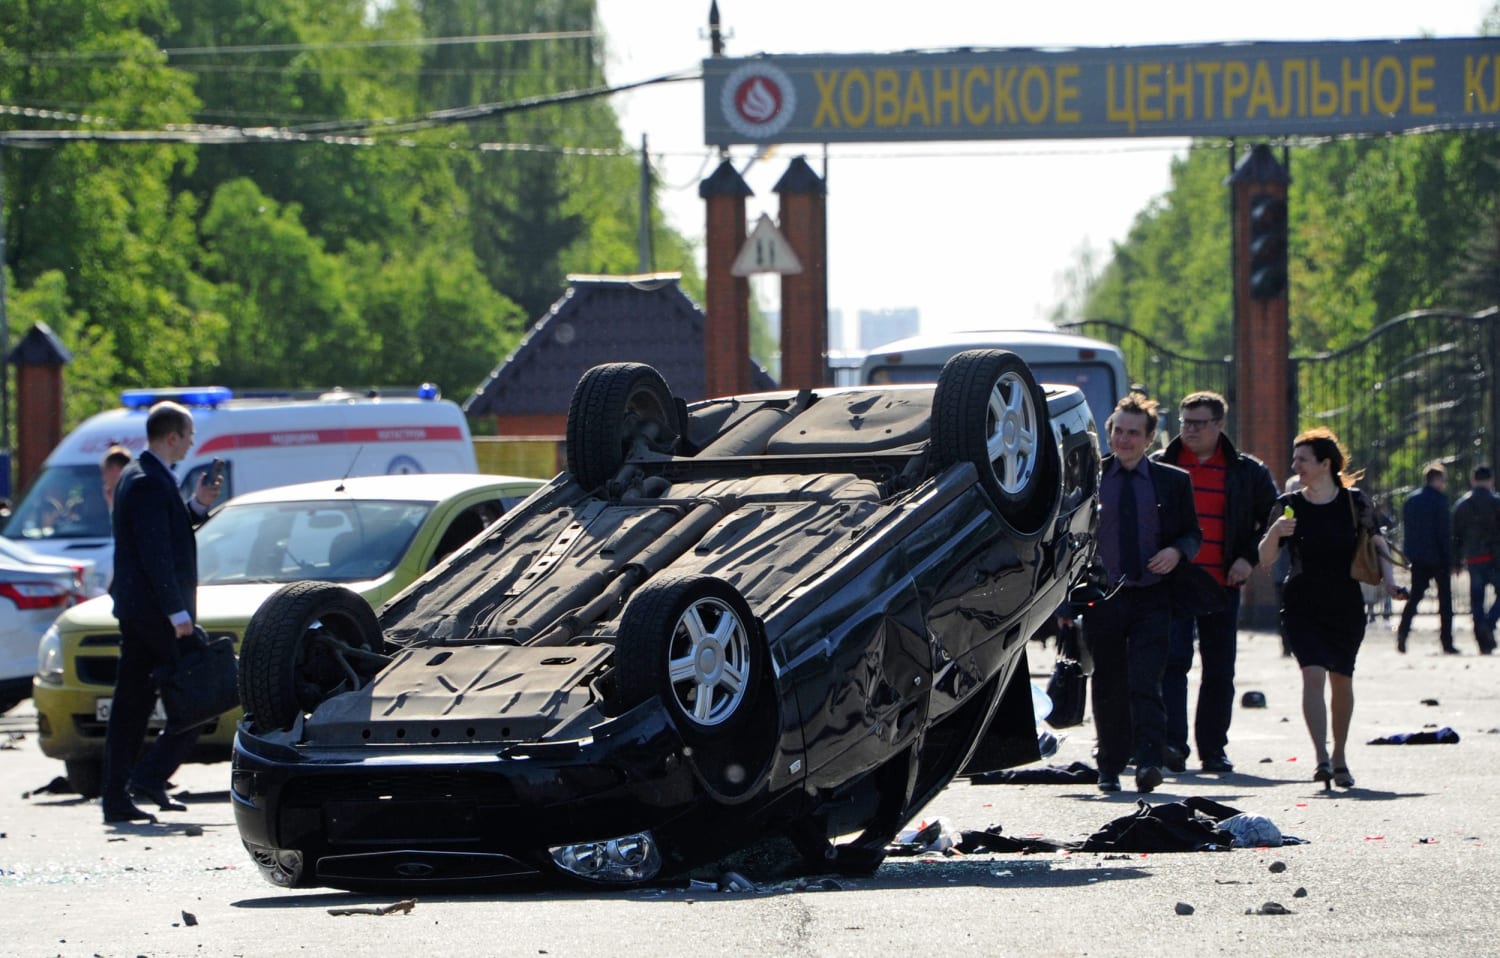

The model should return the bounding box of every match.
[1258,428,1403,788]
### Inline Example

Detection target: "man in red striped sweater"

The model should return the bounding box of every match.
[1152,391,1278,774]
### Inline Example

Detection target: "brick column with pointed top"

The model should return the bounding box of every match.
[1227,143,1291,628]
[775,157,828,389]
[700,160,753,397]
[7,323,72,496]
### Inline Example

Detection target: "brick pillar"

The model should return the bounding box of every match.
[7,322,72,496]
[1227,144,1291,627]
[699,160,752,397]
[1228,144,1291,473]
[775,157,828,390]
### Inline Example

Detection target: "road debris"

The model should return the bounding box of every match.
[328,899,417,917]
[1174,902,1195,915]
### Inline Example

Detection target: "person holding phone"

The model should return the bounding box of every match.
[99,401,223,824]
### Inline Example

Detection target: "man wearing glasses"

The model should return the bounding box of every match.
[1152,391,1278,774]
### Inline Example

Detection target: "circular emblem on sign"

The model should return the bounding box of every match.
[720,62,796,140]
[386,454,424,475]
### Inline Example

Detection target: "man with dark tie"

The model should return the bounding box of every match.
[1084,393,1203,793]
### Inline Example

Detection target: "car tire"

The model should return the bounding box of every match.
[566,363,678,493]
[65,758,103,799]
[614,574,763,743]
[931,348,1059,533]
[239,581,385,734]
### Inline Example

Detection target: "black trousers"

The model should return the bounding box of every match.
[101,616,203,807]
[1083,583,1171,776]
[1397,562,1454,648]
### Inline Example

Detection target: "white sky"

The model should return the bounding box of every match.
[595,0,1494,345]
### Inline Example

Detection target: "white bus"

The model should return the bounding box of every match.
[858,327,1131,441]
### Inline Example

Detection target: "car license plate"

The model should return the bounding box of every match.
[95,697,168,727]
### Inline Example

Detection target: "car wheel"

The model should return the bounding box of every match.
[239,581,386,734]
[65,758,103,799]
[566,363,678,493]
[614,574,762,742]
[931,348,1059,533]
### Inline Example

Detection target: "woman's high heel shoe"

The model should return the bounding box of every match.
[1333,766,1355,788]
[1314,760,1334,786]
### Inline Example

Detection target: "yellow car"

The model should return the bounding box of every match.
[33,472,545,797]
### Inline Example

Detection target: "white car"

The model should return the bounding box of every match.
[0,538,91,714]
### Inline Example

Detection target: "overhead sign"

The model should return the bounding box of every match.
[704,37,1500,143]
[732,214,803,276]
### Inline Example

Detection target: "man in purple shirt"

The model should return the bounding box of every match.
[1085,393,1203,793]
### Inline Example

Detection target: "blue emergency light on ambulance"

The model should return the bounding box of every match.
[1,384,476,591]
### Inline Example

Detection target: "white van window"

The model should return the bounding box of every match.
[3,465,111,540]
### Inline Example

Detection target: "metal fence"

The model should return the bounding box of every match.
[1066,308,1500,514]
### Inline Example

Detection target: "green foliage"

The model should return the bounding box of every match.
[0,0,698,465]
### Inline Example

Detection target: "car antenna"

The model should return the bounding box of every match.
[334,446,365,493]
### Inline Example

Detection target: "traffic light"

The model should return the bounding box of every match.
[1248,193,1288,299]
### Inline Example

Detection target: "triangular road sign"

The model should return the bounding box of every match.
[732,213,803,276]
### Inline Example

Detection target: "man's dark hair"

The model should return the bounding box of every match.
[145,401,192,442]
[1179,390,1227,421]
[1475,465,1494,482]
[1424,462,1447,484]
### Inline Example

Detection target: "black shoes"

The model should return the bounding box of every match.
[1135,765,1164,793]
[1201,754,1235,773]
[1163,746,1188,773]
[103,800,157,824]
[1097,771,1122,793]
[127,781,187,812]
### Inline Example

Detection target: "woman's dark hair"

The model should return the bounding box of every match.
[1294,426,1363,487]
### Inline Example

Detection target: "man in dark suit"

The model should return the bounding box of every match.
[1085,393,1203,793]
[101,401,221,824]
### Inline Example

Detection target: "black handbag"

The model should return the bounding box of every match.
[155,627,240,733]
[1045,658,1088,729]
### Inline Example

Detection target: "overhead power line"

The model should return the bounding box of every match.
[19,30,597,62]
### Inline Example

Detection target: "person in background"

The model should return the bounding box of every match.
[1085,393,1202,794]
[1395,463,1454,654]
[100,403,221,824]
[1451,464,1500,655]
[1259,428,1403,789]
[100,444,132,513]
[1153,391,1277,774]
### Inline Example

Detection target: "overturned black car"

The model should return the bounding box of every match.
[231,349,1101,889]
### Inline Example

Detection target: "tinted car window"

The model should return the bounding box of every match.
[4,465,112,540]
[197,500,433,584]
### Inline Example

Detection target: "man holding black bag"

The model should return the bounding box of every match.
[100,401,222,824]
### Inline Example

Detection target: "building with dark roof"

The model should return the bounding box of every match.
[464,274,776,441]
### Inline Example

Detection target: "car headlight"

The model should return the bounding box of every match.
[36,624,64,685]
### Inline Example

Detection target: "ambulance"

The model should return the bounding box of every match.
[2,384,477,588]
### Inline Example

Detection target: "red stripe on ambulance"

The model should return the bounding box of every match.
[196,426,465,454]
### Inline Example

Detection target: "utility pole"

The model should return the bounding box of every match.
[637,134,653,273]
[0,141,11,500]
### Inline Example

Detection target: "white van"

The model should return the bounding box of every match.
[858,327,1130,441]
[3,385,477,587]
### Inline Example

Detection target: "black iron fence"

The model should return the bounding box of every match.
[1066,308,1500,522]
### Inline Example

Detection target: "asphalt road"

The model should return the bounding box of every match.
[1,613,1496,958]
